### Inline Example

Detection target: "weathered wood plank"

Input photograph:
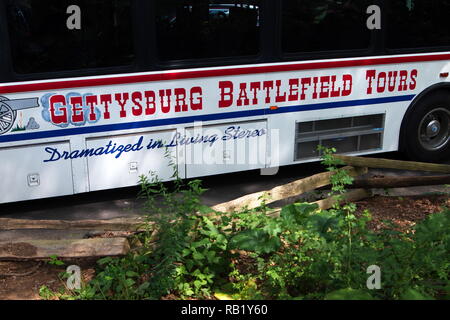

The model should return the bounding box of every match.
[0,217,146,231]
[335,155,450,173]
[211,166,368,213]
[313,189,372,210]
[0,229,90,242]
[0,238,130,260]
[350,175,450,189]
[267,189,372,217]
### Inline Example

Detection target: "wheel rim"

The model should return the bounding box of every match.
[418,107,450,151]
[0,97,16,135]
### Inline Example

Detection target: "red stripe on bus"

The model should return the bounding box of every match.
[1,53,450,94]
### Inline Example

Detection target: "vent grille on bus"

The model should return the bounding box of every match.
[295,114,385,160]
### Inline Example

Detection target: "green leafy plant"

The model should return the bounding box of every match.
[41,146,449,301]
[47,255,65,266]
[39,286,56,300]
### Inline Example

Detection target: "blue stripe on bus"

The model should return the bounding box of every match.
[0,94,415,144]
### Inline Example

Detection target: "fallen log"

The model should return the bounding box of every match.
[212,166,368,213]
[313,189,372,210]
[0,217,146,231]
[350,175,450,189]
[335,155,450,173]
[267,189,373,217]
[0,238,130,260]
[0,229,91,242]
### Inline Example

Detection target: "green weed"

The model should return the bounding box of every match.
[41,147,449,300]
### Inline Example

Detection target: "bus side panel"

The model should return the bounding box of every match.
[185,120,268,178]
[0,142,74,203]
[85,130,178,192]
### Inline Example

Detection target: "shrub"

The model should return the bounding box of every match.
[42,148,449,300]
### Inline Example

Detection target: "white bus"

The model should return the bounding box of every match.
[0,0,449,203]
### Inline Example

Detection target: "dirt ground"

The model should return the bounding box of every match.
[0,258,96,300]
[0,194,448,300]
[357,194,450,231]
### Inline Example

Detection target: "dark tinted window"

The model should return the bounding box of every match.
[6,0,134,74]
[156,1,260,61]
[388,0,450,49]
[282,0,371,54]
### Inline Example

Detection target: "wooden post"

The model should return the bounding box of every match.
[0,217,146,231]
[313,189,372,210]
[211,166,368,213]
[335,155,450,173]
[0,238,130,260]
[350,175,450,189]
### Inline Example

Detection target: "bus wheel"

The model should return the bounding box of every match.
[0,96,17,135]
[402,92,450,162]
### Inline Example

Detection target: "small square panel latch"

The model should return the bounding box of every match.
[223,150,232,161]
[129,162,138,173]
[27,173,40,187]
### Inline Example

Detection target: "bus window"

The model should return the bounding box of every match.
[281,0,371,54]
[388,0,450,50]
[156,1,260,61]
[6,0,135,74]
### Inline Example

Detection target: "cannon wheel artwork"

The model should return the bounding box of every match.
[0,96,17,135]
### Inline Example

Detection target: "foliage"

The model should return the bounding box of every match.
[229,229,281,254]
[47,255,65,266]
[325,288,375,300]
[42,147,449,300]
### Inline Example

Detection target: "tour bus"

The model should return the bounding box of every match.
[1,0,450,203]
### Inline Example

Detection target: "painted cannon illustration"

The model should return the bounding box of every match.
[0,96,39,135]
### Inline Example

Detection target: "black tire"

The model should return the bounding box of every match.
[401,91,450,162]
